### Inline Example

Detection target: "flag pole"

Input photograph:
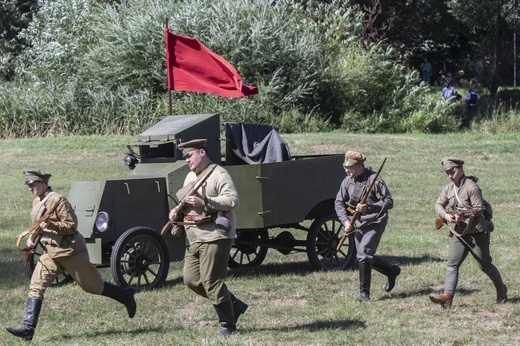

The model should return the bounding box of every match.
[164,17,172,116]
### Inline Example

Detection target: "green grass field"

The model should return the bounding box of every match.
[1,131,520,345]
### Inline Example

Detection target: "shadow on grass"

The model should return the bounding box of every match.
[45,326,171,342]
[244,318,366,333]
[381,254,445,267]
[230,254,444,278]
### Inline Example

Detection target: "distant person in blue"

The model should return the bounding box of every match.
[442,82,460,101]
[465,89,481,107]
[460,88,481,128]
[420,58,432,84]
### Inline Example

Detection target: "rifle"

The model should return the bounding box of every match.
[161,164,217,236]
[434,208,482,230]
[16,201,61,263]
[336,158,387,251]
[435,220,484,267]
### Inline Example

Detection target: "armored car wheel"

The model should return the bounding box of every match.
[229,229,269,269]
[26,242,73,286]
[306,211,356,270]
[110,227,170,290]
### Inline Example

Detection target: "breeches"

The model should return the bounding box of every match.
[183,239,234,305]
[447,232,493,272]
[355,221,386,264]
[29,249,104,299]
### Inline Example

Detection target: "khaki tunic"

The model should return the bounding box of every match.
[434,175,490,234]
[182,164,239,244]
[180,164,239,305]
[29,189,103,299]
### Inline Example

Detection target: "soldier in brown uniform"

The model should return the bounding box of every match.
[334,151,400,302]
[6,170,137,341]
[168,139,248,336]
[430,157,507,308]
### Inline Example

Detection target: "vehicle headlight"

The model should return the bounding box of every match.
[95,211,111,232]
[124,154,139,170]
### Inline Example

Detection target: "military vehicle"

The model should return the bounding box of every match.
[27,113,356,290]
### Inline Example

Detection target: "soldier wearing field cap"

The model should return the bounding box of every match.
[168,139,248,336]
[430,157,507,308]
[334,151,400,302]
[6,170,137,342]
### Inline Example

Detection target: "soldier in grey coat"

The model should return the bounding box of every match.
[335,151,400,302]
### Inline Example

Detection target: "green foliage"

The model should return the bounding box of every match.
[337,43,456,133]
[3,0,364,137]
[2,0,519,137]
[0,80,165,137]
[0,0,37,80]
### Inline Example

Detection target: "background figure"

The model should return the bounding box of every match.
[465,89,481,107]
[461,89,481,128]
[168,139,248,336]
[430,157,507,308]
[442,82,460,101]
[6,170,136,342]
[334,151,400,302]
[420,58,432,84]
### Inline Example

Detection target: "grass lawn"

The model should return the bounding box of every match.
[1,129,519,345]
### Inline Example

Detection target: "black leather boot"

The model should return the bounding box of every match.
[101,282,137,318]
[373,257,401,292]
[229,292,248,324]
[6,298,43,341]
[357,261,371,302]
[214,300,237,336]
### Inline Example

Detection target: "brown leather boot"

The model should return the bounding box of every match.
[496,284,508,304]
[429,293,453,308]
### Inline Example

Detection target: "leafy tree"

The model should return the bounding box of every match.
[0,0,37,80]
[448,0,513,95]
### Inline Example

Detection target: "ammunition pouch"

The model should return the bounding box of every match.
[171,224,185,238]
[213,211,232,235]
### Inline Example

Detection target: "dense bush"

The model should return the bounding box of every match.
[0,0,495,138]
[2,0,360,137]
[338,43,457,133]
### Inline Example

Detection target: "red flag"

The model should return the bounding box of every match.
[165,29,258,98]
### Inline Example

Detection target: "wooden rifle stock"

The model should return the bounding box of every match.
[336,158,387,251]
[434,208,482,230]
[161,164,217,236]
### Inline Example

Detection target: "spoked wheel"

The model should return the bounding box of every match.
[26,242,73,286]
[110,227,170,290]
[229,229,269,269]
[306,211,356,270]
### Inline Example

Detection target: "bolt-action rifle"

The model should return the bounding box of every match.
[161,164,217,235]
[434,208,482,230]
[16,201,61,263]
[336,158,387,251]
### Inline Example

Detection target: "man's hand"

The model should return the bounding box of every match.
[445,213,461,224]
[26,237,36,249]
[343,221,355,236]
[169,207,180,220]
[183,195,204,208]
[355,203,368,214]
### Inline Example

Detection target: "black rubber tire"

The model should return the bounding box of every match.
[306,211,356,270]
[110,227,170,290]
[228,229,269,269]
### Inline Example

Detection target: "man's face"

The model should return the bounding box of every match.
[344,163,364,179]
[185,149,205,173]
[27,181,46,197]
[445,166,464,183]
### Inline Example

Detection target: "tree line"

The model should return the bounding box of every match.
[0,0,518,138]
